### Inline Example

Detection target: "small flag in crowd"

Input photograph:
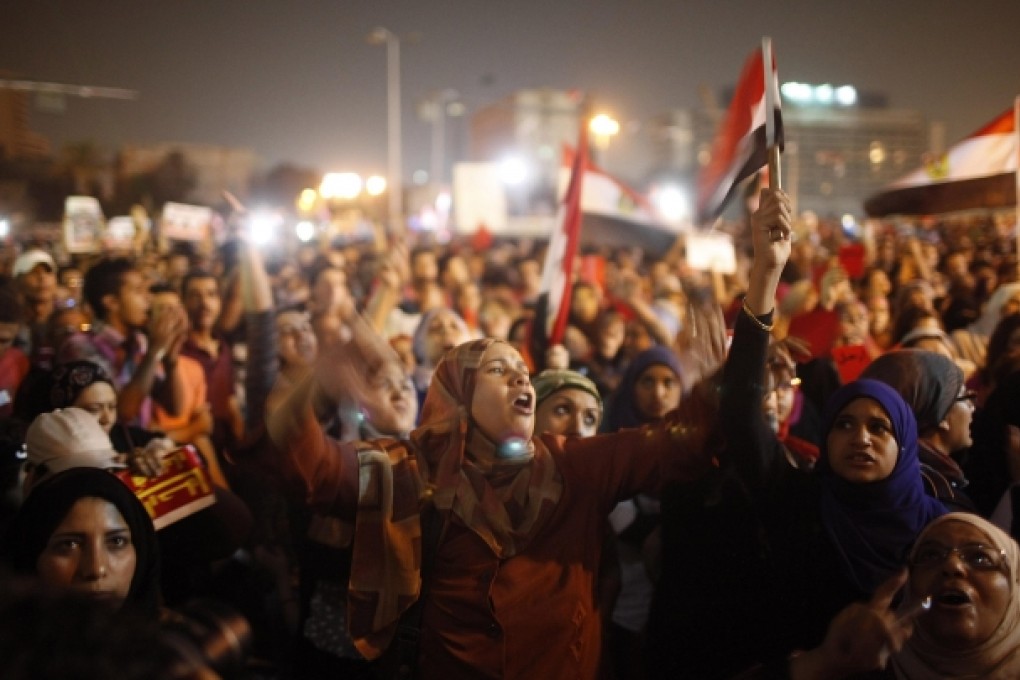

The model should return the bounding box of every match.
[537,118,589,348]
[696,43,784,225]
[560,144,660,226]
[865,106,1018,216]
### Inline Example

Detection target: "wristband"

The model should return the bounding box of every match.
[741,296,775,333]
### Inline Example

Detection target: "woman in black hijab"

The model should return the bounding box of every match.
[2,467,161,616]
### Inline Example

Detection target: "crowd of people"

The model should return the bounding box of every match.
[1,188,1020,679]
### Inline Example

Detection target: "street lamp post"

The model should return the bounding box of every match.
[367,27,402,231]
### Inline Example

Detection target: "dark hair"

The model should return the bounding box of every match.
[2,467,161,616]
[0,284,23,324]
[180,269,218,297]
[984,312,1020,383]
[83,258,137,321]
[410,246,435,263]
[307,255,343,288]
[148,282,178,296]
[890,305,940,346]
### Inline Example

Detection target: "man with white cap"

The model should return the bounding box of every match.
[12,248,57,358]
[21,407,127,494]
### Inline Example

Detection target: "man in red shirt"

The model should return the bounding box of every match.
[180,270,241,456]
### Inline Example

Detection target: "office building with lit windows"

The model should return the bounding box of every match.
[694,83,929,218]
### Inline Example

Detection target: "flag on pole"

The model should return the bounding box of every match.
[696,45,784,225]
[864,107,1018,216]
[560,144,661,226]
[537,121,589,347]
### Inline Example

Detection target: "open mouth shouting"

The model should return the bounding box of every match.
[512,391,534,415]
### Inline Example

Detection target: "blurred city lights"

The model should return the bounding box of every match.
[498,156,529,185]
[319,172,363,200]
[366,175,387,196]
[248,210,283,246]
[869,141,887,164]
[589,113,621,137]
[295,220,316,242]
[781,82,857,107]
[435,191,452,213]
[836,85,858,106]
[296,188,318,212]
[651,184,690,224]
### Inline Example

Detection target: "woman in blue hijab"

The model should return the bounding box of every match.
[816,379,946,594]
[601,345,684,433]
[649,352,946,678]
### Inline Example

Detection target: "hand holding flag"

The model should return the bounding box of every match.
[696,40,784,225]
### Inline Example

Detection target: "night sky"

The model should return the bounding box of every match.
[3,0,1019,181]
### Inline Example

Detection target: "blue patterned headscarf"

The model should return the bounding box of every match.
[817,378,946,594]
[602,345,684,433]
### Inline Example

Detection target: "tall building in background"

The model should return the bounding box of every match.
[0,87,51,160]
[694,84,928,218]
[469,89,581,218]
[466,83,929,230]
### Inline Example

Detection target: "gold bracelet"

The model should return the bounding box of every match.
[741,297,775,333]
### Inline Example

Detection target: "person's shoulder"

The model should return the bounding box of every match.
[0,346,29,371]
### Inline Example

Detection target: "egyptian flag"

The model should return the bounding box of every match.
[561,144,660,225]
[696,46,784,225]
[865,107,1017,216]
[531,120,588,364]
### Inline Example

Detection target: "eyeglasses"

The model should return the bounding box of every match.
[955,390,977,403]
[909,542,1008,572]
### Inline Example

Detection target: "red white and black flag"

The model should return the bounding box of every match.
[864,105,1018,216]
[696,42,784,225]
[537,121,589,348]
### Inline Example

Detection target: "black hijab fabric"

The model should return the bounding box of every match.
[1,467,161,615]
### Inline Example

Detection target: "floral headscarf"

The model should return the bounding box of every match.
[50,360,115,409]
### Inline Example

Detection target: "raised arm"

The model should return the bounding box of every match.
[717,188,792,482]
[239,238,280,434]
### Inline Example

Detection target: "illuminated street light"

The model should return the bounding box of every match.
[589,113,620,150]
[296,188,318,212]
[366,175,387,196]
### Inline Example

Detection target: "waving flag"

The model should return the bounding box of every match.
[865,106,1018,216]
[560,144,661,226]
[536,121,589,349]
[696,44,784,224]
